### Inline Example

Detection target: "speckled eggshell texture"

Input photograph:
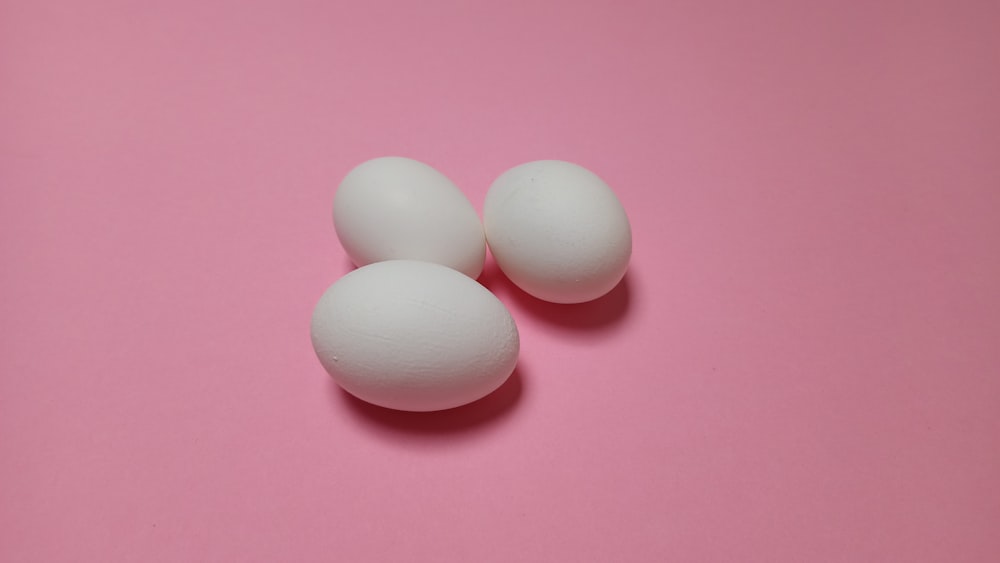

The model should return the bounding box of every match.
[310,260,520,412]
[484,160,632,304]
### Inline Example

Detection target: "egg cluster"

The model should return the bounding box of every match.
[311,157,632,412]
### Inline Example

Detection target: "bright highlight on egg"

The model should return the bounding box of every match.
[313,156,632,412]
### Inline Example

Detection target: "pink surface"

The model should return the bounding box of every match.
[2,0,999,561]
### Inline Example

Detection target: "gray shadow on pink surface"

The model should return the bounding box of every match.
[478,259,633,332]
[341,256,633,332]
[331,364,525,436]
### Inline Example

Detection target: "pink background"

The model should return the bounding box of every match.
[2,1,999,561]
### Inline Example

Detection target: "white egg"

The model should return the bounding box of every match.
[333,157,486,279]
[483,160,632,304]
[310,260,519,412]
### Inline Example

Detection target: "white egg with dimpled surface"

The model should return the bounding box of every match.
[484,160,632,304]
[310,260,520,412]
[333,157,486,278]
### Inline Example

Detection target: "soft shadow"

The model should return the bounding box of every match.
[479,259,632,330]
[332,365,525,435]
[342,257,358,274]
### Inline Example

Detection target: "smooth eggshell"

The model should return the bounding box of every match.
[333,157,486,278]
[483,160,632,303]
[310,260,520,412]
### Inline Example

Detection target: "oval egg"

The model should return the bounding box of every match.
[334,157,486,278]
[483,160,632,304]
[310,260,520,412]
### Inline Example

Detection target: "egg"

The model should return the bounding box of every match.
[333,157,486,278]
[483,160,632,304]
[310,260,520,412]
